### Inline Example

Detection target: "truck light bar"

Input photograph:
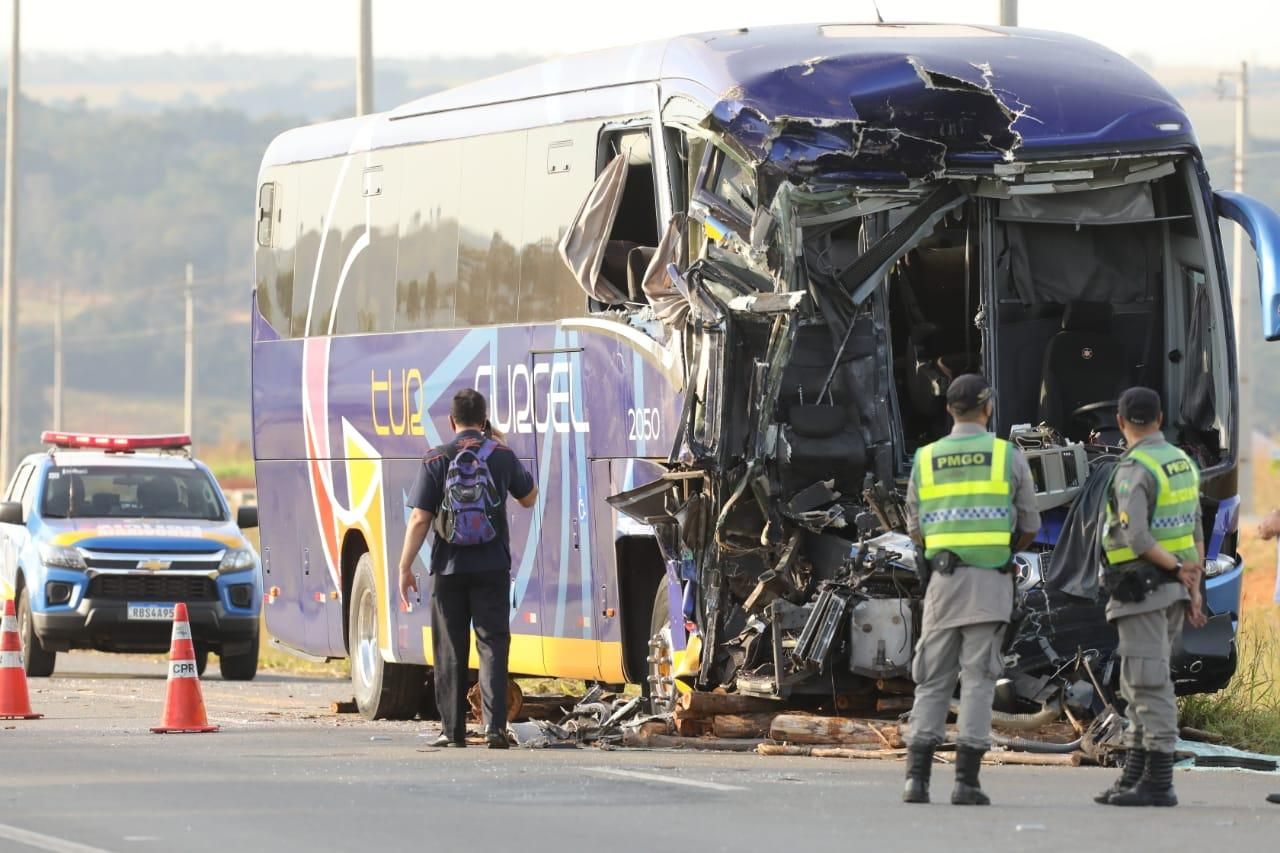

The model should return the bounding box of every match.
[40,431,192,451]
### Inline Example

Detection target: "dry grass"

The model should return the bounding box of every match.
[1177,503,1280,755]
[1179,607,1280,754]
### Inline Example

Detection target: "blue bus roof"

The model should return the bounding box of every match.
[266,23,1195,170]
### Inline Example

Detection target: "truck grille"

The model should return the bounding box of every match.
[87,575,217,602]
[84,557,222,573]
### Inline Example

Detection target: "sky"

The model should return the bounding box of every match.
[12,0,1278,68]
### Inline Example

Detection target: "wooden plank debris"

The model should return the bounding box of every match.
[769,714,906,747]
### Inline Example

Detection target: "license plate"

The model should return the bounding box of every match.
[127,603,176,621]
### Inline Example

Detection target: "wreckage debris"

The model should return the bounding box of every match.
[513,687,1092,761]
[768,714,904,748]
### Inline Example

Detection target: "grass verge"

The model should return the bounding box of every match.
[1179,606,1280,754]
[1178,528,1280,755]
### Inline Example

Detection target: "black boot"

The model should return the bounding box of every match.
[1110,750,1178,807]
[902,745,935,804]
[951,746,991,806]
[1095,748,1146,805]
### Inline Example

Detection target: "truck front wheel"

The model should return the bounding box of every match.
[18,585,56,678]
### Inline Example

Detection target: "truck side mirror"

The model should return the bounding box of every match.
[236,505,259,530]
[0,501,24,525]
[1215,190,1280,341]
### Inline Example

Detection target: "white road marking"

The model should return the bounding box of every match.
[584,767,746,792]
[0,822,115,853]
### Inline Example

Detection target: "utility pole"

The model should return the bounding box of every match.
[52,279,62,430]
[356,0,373,116]
[1221,62,1250,511]
[999,0,1018,27]
[184,263,194,439]
[1,0,19,479]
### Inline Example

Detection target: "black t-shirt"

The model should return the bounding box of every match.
[407,430,535,576]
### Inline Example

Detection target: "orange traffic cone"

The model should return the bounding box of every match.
[151,603,218,733]
[0,598,42,719]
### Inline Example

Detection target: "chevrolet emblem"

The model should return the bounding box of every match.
[137,559,172,571]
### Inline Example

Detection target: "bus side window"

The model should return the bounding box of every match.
[457,132,527,326]
[396,140,461,332]
[519,124,598,323]
[254,177,297,338]
[592,128,662,305]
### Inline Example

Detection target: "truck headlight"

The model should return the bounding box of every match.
[219,548,256,573]
[39,543,86,570]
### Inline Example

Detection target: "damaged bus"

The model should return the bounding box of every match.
[252,23,1280,719]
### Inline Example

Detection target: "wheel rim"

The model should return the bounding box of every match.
[353,584,379,701]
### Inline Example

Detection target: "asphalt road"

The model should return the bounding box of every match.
[2,652,1277,853]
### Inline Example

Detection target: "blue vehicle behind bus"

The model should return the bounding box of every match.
[252,24,1280,718]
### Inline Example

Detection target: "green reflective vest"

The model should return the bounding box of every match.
[1103,440,1200,566]
[912,432,1014,569]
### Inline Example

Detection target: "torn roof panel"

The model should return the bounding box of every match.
[696,24,1192,172]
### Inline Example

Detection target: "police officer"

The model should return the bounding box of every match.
[902,374,1041,805]
[1095,387,1206,807]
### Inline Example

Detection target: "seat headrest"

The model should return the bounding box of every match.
[1061,301,1114,333]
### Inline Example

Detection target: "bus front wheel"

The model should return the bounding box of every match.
[350,553,425,719]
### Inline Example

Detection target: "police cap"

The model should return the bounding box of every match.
[1118,387,1162,426]
[946,374,993,414]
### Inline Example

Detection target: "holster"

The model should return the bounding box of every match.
[929,550,959,576]
[1102,563,1177,604]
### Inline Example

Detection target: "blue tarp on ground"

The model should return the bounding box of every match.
[1177,739,1280,773]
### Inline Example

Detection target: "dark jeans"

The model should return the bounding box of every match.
[430,570,511,741]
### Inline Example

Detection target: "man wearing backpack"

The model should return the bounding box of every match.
[398,388,538,749]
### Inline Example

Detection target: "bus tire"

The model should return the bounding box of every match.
[645,574,677,713]
[219,632,259,681]
[18,585,56,678]
[350,552,424,719]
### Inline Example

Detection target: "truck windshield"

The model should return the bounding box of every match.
[40,466,226,521]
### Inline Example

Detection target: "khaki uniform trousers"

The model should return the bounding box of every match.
[907,620,1005,750]
[1115,601,1186,752]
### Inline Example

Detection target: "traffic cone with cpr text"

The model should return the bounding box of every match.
[151,603,217,733]
[0,598,42,719]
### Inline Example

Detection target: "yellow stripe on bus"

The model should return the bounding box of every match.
[422,627,626,683]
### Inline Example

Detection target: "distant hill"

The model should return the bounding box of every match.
[18,53,542,121]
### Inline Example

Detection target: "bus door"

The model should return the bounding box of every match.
[530,345,600,679]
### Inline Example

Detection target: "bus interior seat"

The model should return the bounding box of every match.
[1038,300,1129,439]
[775,323,869,499]
[626,245,657,303]
[994,301,1064,430]
[596,240,639,304]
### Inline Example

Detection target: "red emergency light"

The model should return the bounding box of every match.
[40,431,192,451]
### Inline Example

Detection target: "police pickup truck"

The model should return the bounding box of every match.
[0,432,262,679]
